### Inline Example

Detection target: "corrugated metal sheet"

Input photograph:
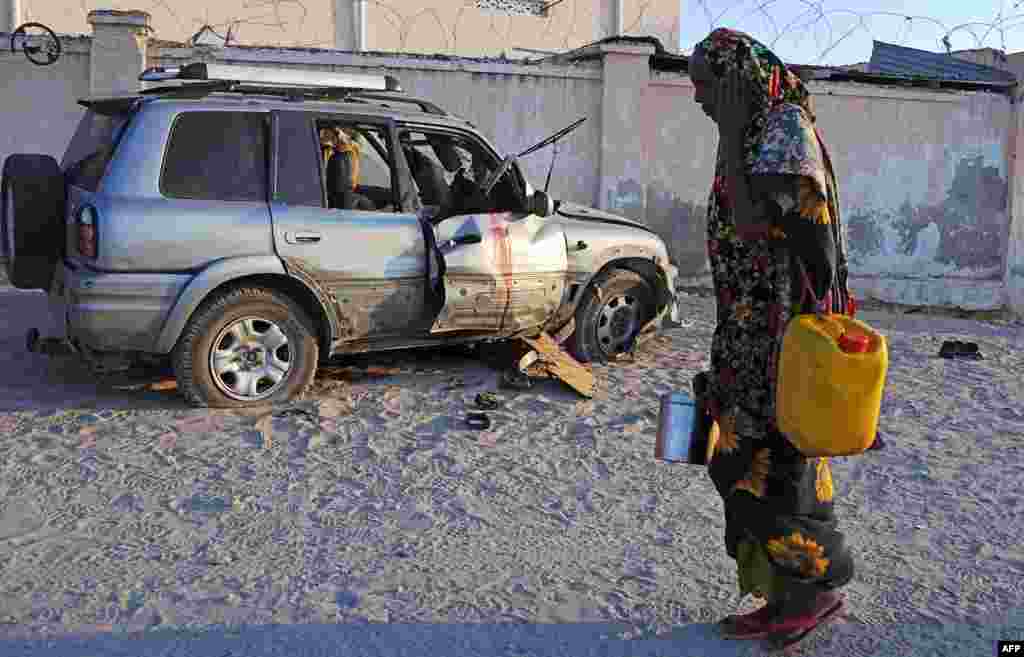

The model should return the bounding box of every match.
[869,41,1016,83]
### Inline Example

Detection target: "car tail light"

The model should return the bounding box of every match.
[76,204,98,258]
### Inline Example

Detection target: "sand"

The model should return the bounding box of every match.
[0,288,1022,656]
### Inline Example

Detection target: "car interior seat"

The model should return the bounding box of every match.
[405,145,452,210]
[326,150,355,210]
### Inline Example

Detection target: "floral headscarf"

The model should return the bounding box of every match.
[696,28,812,153]
[694,27,850,314]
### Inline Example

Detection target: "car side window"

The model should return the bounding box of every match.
[161,111,269,202]
[316,121,397,212]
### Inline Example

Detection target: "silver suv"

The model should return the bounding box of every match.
[1,63,679,408]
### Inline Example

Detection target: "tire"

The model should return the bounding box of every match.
[1,154,66,290]
[172,287,319,408]
[568,268,656,364]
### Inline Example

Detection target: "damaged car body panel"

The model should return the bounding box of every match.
[431,211,569,335]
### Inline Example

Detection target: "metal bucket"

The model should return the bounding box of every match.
[655,372,713,465]
[655,392,696,463]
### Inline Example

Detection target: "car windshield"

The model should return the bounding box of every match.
[62,108,132,192]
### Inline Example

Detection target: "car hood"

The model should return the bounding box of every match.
[555,202,650,232]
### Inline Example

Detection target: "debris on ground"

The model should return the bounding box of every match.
[938,340,983,360]
[501,368,533,390]
[519,332,595,398]
[317,364,402,382]
[465,413,491,430]
[474,392,500,410]
[273,408,319,422]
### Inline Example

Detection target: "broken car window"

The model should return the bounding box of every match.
[400,128,525,220]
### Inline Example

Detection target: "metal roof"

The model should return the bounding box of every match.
[869,40,1017,84]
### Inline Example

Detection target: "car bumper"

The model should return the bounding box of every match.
[58,259,192,353]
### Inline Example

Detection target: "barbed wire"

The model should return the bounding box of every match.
[19,0,677,55]
[693,0,1024,64]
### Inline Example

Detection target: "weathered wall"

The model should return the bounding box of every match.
[632,66,1016,309]
[1,13,1021,314]
[20,0,679,55]
[815,84,1012,309]
[0,34,90,171]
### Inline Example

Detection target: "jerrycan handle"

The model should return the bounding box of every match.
[795,257,830,318]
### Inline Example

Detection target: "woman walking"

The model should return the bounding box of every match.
[688,28,856,641]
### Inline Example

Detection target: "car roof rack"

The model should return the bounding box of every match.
[140,62,402,91]
[137,63,448,115]
[344,92,447,116]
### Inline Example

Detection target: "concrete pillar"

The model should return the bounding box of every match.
[87,10,151,97]
[333,0,367,51]
[600,0,624,38]
[1,0,21,34]
[1005,88,1024,317]
[597,41,654,220]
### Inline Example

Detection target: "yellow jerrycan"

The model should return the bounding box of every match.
[776,311,888,458]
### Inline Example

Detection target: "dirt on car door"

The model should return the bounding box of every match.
[430,211,569,335]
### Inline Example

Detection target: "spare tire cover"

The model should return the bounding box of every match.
[1,154,66,290]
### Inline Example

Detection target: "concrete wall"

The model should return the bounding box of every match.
[0,34,91,170]
[16,0,680,55]
[604,44,1018,311]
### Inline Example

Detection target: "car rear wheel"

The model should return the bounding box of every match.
[569,268,656,364]
[172,287,319,408]
[1,154,66,290]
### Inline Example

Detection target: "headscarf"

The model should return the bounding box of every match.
[694,27,849,314]
[695,28,813,163]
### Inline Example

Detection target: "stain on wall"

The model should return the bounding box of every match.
[832,154,1008,280]
[645,183,708,276]
[890,156,1007,271]
[612,155,1008,282]
[605,179,709,277]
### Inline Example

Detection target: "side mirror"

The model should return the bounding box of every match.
[530,190,554,217]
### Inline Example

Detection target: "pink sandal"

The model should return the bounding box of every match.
[720,591,843,640]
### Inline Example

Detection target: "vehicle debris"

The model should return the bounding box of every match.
[519,333,595,398]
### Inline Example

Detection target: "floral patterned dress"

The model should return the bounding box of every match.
[696,28,855,603]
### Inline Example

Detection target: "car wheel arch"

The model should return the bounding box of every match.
[154,256,334,356]
[577,255,673,314]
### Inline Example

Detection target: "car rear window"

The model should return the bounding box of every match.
[161,111,269,202]
[62,109,131,192]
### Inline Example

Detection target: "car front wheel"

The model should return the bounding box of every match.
[172,287,319,408]
[569,268,656,364]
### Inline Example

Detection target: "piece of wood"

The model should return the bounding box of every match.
[520,332,594,398]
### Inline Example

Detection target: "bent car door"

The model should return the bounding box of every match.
[431,211,569,334]
[269,110,432,343]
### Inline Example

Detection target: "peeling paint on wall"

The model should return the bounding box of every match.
[844,155,1007,279]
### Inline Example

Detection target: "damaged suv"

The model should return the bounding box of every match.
[1,63,679,408]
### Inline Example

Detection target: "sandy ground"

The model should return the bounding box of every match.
[0,288,1022,657]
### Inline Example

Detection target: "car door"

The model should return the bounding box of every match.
[269,110,431,343]
[397,125,569,334]
[431,210,569,335]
